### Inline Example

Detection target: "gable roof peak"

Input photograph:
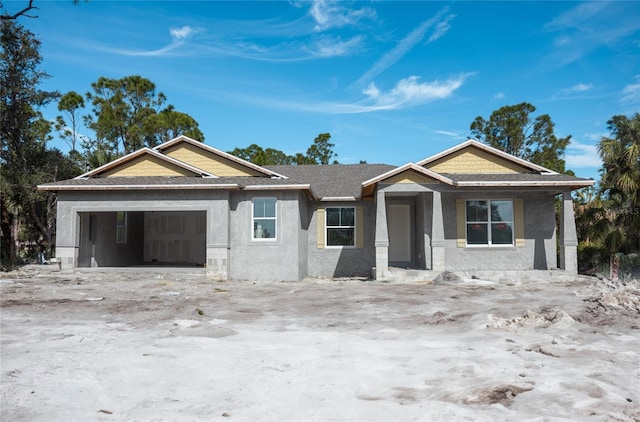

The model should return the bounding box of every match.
[154,135,288,179]
[418,138,558,174]
[74,147,215,179]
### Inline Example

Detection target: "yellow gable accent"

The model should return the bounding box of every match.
[101,155,194,177]
[164,143,262,177]
[425,147,529,174]
[384,170,439,184]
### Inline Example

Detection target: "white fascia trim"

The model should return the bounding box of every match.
[154,135,288,179]
[319,197,357,202]
[416,139,557,175]
[74,147,215,179]
[37,184,239,191]
[455,180,595,187]
[362,162,454,187]
[242,184,311,191]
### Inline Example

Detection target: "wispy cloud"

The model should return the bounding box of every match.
[542,2,640,67]
[306,35,364,57]
[103,25,204,57]
[584,131,608,142]
[565,141,602,168]
[97,5,370,61]
[226,73,472,114]
[353,6,453,87]
[620,75,640,106]
[434,129,466,140]
[170,25,199,40]
[307,0,376,31]
[551,82,594,99]
[427,13,456,43]
[493,92,505,100]
[545,2,608,31]
[360,74,470,110]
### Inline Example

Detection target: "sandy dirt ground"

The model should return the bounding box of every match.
[1,266,639,422]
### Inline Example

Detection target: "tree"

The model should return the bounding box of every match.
[228,144,295,166]
[143,105,204,147]
[84,75,166,156]
[0,0,39,20]
[82,75,204,167]
[470,102,571,173]
[305,133,337,164]
[55,90,84,151]
[574,113,640,274]
[596,113,640,254]
[228,133,338,166]
[1,20,78,266]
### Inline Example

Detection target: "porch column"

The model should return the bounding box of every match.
[54,201,80,269]
[206,193,230,280]
[559,191,578,274]
[431,191,445,271]
[374,190,390,280]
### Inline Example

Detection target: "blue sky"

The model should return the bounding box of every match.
[14,0,640,180]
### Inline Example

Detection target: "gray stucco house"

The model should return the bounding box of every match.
[39,136,594,281]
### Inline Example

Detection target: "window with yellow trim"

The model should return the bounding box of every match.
[466,200,513,246]
[326,207,355,247]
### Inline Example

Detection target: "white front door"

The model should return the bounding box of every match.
[388,204,411,263]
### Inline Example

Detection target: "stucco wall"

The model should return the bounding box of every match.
[441,192,557,271]
[228,191,305,281]
[56,190,230,272]
[307,200,376,278]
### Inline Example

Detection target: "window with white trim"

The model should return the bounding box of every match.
[252,198,276,240]
[326,207,355,247]
[466,200,513,246]
[116,211,127,243]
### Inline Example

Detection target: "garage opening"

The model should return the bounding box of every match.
[78,211,206,268]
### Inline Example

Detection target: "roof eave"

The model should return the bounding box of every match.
[319,196,358,202]
[37,183,240,191]
[416,139,558,174]
[454,180,595,188]
[154,135,288,179]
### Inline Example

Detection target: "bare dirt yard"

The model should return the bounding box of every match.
[1,267,639,421]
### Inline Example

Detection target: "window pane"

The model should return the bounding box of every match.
[253,198,276,218]
[116,211,126,226]
[491,222,513,244]
[254,219,275,239]
[467,223,488,244]
[116,211,126,243]
[326,208,340,226]
[327,228,354,246]
[341,208,355,226]
[491,200,513,222]
[466,201,488,222]
[263,198,276,217]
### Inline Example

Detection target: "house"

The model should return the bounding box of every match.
[38,136,594,281]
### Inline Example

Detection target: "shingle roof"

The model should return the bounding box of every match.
[38,176,308,190]
[267,164,396,199]
[38,166,594,197]
[444,173,594,187]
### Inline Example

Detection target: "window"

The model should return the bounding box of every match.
[466,200,513,246]
[252,198,276,240]
[116,211,127,243]
[326,207,355,247]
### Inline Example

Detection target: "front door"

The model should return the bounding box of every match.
[388,203,412,266]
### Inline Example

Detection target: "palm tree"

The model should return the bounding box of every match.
[589,113,640,276]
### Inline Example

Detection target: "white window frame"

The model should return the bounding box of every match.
[252,197,277,241]
[465,199,514,247]
[325,207,356,248]
[116,211,127,244]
